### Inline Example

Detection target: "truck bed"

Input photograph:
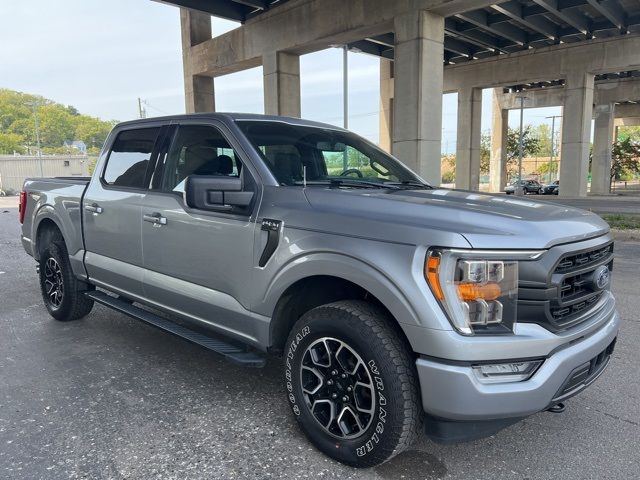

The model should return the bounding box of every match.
[24,176,91,186]
[21,177,91,277]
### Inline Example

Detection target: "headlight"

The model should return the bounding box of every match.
[425,248,544,335]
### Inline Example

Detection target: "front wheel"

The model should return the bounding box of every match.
[283,300,422,467]
[39,242,94,321]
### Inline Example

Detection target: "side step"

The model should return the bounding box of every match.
[86,291,266,368]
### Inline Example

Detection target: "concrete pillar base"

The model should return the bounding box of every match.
[263,51,301,117]
[559,72,594,197]
[456,87,482,190]
[184,75,215,113]
[391,11,444,185]
[379,59,393,153]
[591,103,615,194]
[490,89,508,193]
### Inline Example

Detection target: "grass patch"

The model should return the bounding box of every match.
[602,214,640,230]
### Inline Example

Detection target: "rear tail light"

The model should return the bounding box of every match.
[18,191,27,224]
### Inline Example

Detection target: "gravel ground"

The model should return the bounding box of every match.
[0,207,638,480]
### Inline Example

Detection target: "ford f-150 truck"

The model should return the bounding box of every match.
[19,114,619,467]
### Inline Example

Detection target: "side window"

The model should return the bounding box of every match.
[103,127,159,188]
[161,125,243,193]
[261,145,303,185]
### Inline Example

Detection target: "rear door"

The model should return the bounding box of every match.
[83,125,165,298]
[139,121,261,341]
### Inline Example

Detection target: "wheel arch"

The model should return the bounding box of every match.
[268,274,415,356]
[34,215,65,260]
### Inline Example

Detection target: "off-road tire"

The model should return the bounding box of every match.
[39,241,94,321]
[283,300,422,468]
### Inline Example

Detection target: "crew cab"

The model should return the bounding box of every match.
[19,114,619,468]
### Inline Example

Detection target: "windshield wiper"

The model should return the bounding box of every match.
[383,180,433,189]
[293,179,400,189]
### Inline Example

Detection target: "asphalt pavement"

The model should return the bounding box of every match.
[539,195,640,215]
[1,206,639,480]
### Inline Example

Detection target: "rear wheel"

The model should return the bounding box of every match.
[39,241,94,321]
[283,300,422,467]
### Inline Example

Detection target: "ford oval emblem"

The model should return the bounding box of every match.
[592,265,611,291]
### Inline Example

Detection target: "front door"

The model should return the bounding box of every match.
[140,122,260,342]
[83,126,162,298]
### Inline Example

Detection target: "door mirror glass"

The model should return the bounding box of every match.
[184,175,254,212]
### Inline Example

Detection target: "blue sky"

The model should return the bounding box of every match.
[0,0,562,153]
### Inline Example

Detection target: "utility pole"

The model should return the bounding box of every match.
[516,95,527,195]
[138,97,147,119]
[26,101,43,176]
[545,115,562,183]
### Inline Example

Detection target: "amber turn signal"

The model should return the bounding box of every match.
[425,255,444,300]
[456,282,502,301]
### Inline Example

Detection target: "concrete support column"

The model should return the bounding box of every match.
[591,103,615,194]
[263,51,301,117]
[379,59,393,153]
[180,9,214,113]
[490,90,509,192]
[455,87,482,190]
[392,11,444,185]
[559,72,594,197]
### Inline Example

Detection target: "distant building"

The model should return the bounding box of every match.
[64,140,87,153]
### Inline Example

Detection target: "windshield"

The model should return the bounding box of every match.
[236,120,424,186]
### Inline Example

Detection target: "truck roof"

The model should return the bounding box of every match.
[115,112,346,132]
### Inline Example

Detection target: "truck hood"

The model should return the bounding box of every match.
[303,187,609,249]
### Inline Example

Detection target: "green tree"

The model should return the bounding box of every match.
[0,132,26,154]
[480,131,491,174]
[611,138,640,186]
[0,88,117,151]
[478,127,541,177]
[617,126,640,142]
[441,154,456,183]
[506,126,541,176]
[0,89,45,139]
[535,161,554,175]
[74,115,116,150]
[531,123,552,157]
[38,104,75,147]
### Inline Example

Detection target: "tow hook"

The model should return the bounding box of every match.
[547,402,566,413]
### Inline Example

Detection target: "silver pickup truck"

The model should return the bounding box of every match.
[19,114,619,468]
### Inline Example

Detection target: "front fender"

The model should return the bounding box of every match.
[260,251,422,327]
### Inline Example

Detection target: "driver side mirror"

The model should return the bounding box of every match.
[184,175,254,212]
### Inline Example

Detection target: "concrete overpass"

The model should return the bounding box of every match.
[156,0,640,196]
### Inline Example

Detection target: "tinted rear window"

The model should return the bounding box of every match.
[103,128,159,188]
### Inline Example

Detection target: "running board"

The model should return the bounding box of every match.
[85,290,266,368]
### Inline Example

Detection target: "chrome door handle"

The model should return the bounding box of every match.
[143,213,167,226]
[85,203,103,214]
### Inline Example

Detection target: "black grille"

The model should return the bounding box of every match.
[518,239,614,332]
[554,244,613,273]
[550,293,602,323]
[552,338,616,402]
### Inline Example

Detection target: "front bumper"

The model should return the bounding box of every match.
[415,307,619,421]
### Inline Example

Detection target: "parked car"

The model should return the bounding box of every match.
[504,179,543,194]
[19,114,618,468]
[542,180,560,195]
